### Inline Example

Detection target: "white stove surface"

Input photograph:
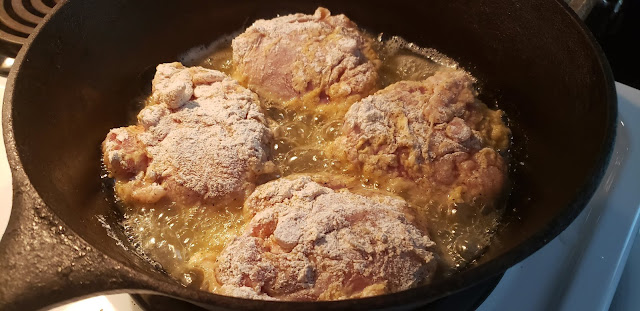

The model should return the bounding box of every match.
[1,77,638,311]
[478,83,640,311]
[0,76,11,240]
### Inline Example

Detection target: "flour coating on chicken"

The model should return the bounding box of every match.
[211,176,436,301]
[329,69,509,205]
[102,62,273,205]
[232,7,380,115]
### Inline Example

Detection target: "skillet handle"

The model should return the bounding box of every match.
[0,181,147,310]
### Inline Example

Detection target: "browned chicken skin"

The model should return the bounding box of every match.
[232,7,380,114]
[210,176,437,301]
[102,63,274,206]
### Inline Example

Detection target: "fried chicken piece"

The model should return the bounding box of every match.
[232,7,380,115]
[103,125,149,179]
[329,69,509,205]
[102,62,274,205]
[210,176,436,301]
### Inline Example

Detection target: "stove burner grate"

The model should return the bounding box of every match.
[0,0,59,57]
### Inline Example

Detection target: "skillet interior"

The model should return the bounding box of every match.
[3,0,616,308]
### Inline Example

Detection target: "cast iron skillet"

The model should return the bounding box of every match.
[0,0,616,310]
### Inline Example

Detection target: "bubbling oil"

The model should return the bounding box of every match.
[115,33,509,291]
[119,195,244,289]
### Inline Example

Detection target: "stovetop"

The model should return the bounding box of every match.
[1,77,639,310]
[478,83,640,311]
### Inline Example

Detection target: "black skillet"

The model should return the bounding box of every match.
[0,0,616,310]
